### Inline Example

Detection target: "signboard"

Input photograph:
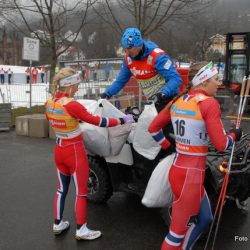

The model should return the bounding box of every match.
[22,37,40,61]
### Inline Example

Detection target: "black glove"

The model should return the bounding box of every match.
[149,93,174,113]
[149,92,165,103]
[157,145,176,160]
[230,128,243,141]
[100,93,111,99]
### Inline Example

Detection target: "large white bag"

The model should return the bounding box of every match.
[142,153,175,208]
[133,104,161,160]
[102,100,132,156]
[79,99,111,157]
[78,99,132,157]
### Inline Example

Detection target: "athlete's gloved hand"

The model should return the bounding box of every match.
[100,92,111,99]
[149,92,166,103]
[230,128,243,141]
[157,143,175,159]
[119,114,134,124]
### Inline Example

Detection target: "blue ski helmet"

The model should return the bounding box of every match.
[121,28,143,49]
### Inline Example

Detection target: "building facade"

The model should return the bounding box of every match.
[0,28,21,65]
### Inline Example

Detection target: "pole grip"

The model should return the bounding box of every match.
[240,76,247,97]
[245,77,250,97]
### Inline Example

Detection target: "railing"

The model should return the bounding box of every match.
[0,87,5,103]
[0,84,50,107]
[0,81,142,110]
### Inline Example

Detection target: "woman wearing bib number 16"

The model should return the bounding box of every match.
[148,62,243,250]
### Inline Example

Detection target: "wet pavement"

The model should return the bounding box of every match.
[0,115,249,250]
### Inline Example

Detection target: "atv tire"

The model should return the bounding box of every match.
[87,156,113,203]
[160,206,172,227]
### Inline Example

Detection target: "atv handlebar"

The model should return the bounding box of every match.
[224,147,250,174]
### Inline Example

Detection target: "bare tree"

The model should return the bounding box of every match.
[92,0,217,37]
[185,8,227,61]
[0,0,95,79]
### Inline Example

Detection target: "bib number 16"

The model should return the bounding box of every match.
[175,119,185,136]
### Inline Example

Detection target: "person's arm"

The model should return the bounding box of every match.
[154,54,182,97]
[104,58,131,97]
[199,98,236,151]
[148,106,172,149]
[65,101,120,127]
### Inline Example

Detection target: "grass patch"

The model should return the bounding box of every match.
[11,105,45,126]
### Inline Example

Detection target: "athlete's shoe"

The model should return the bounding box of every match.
[53,220,70,235]
[75,224,102,240]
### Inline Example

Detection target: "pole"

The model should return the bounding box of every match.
[204,75,250,250]
[211,76,250,250]
[29,60,33,110]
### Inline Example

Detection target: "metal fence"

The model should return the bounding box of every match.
[0,84,50,107]
[0,81,142,109]
[1,82,248,116]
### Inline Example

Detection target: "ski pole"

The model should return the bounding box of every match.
[204,77,245,249]
[236,76,248,128]
[204,75,250,250]
[204,168,228,250]
[210,76,250,249]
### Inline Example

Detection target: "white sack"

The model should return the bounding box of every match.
[102,100,132,156]
[78,99,111,157]
[142,153,175,208]
[133,104,160,160]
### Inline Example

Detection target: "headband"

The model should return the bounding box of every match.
[59,73,81,87]
[192,62,218,87]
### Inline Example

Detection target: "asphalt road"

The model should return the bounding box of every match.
[0,116,249,250]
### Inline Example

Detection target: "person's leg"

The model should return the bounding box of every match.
[181,192,213,250]
[53,145,72,235]
[67,142,101,240]
[161,166,205,250]
[70,143,89,226]
[54,169,71,223]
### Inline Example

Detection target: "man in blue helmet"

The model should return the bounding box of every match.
[101,27,182,111]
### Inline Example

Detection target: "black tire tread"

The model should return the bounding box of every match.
[87,156,113,203]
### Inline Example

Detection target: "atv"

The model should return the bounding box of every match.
[87,105,250,220]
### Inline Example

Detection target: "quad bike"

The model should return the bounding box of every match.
[87,105,250,224]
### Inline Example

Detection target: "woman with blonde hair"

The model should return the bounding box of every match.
[45,68,133,240]
[148,62,242,249]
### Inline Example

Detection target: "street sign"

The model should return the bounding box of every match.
[22,37,40,62]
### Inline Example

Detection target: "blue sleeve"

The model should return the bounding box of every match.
[104,59,132,97]
[154,54,182,97]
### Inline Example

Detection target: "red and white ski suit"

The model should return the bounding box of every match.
[149,90,235,250]
[45,93,120,225]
